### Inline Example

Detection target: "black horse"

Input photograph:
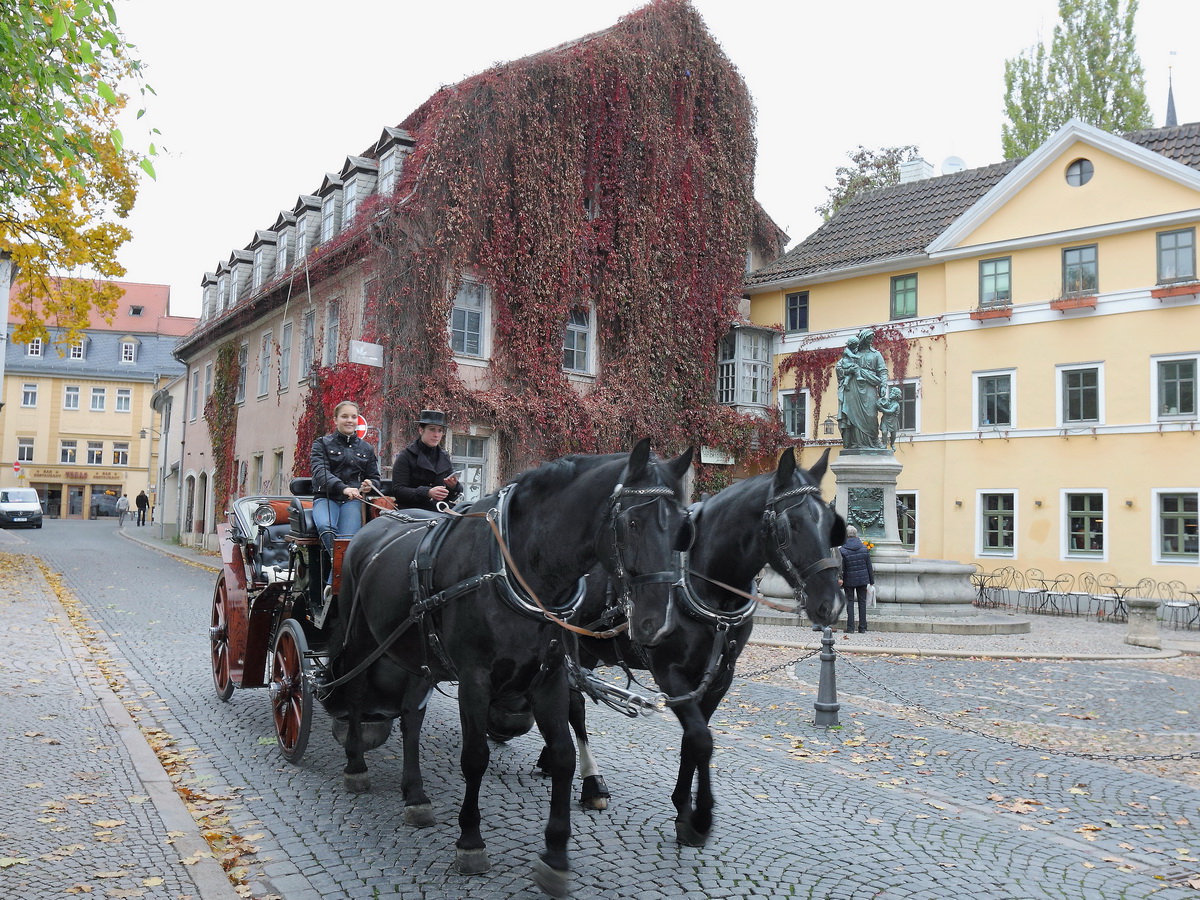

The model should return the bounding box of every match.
[557,446,845,846]
[327,439,693,898]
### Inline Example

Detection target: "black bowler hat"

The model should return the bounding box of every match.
[418,409,448,428]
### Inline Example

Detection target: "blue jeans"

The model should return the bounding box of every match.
[312,498,364,584]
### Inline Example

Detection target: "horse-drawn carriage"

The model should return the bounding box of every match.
[206,442,845,898]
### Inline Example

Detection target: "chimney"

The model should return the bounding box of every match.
[898,158,934,184]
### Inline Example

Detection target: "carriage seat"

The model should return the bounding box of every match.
[256,499,295,583]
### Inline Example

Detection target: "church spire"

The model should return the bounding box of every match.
[1166,53,1178,128]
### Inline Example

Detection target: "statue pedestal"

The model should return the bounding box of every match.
[830,450,978,617]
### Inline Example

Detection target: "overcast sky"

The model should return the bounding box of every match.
[112,0,1196,318]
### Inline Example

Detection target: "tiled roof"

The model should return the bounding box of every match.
[745,162,1017,286]
[8,280,195,336]
[748,122,1200,288]
[1123,121,1200,168]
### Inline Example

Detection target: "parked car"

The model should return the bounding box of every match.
[0,488,44,528]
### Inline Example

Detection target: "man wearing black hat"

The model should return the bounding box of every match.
[389,410,463,512]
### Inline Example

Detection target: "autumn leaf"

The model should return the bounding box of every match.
[0,857,31,868]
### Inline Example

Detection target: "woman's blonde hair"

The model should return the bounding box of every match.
[333,400,359,418]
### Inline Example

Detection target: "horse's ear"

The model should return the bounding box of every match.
[774,446,797,492]
[808,447,832,484]
[626,437,652,481]
[665,445,694,481]
[829,508,848,547]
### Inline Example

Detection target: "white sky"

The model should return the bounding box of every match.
[113,0,1197,318]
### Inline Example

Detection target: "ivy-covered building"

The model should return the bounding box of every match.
[172,0,787,549]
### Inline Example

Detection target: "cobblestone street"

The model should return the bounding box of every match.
[4,520,1199,899]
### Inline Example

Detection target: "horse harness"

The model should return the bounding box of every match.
[318,478,680,696]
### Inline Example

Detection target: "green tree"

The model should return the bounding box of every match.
[1,0,156,344]
[816,145,922,221]
[1002,0,1152,159]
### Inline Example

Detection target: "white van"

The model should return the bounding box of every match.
[0,487,44,529]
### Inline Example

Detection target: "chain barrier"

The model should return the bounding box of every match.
[831,652,1200,762]
[737,647,821,680]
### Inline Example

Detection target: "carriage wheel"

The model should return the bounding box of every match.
[270,618,313,763]
[209,575,235,702]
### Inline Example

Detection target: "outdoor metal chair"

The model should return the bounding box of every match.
[1090,572,1120,620]
[1160,580,1196,630]
[1017,567,1046,613]
[1072,572,1098,617]
[1044,573,1075,615]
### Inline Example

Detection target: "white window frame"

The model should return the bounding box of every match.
[257,331,272,398]
[897,378,921,434]
[116,388,131,413]
[60,439,77,464]
[378,150,397,194]
[976,490,1017,558]
[778,388,809,438]
[276,230,290,273]
[190,370,200,421]
[301,309,315,379]
[450,430,494,504]
[90,386,106,412]
[279,321,293,388]
[321,191,339,243]
[1151,352,1198,422]
[236,342,248,404]
[121,341,137,363]
[717,329,772,407]
[342,176,357,224]
[296,213,309,257]
[252,246,265,288]
[973,368,1016,429]
[1056,362,1104,427]
[1153,488,1199,565]
[323,300,340,367]
[563,304,595,376]
[27,338,42,357]
[449,278,490,363]
[70,341,85,360]
[22,383,37,407]
[111,441,129,466]
[64,385,80,410]
[86,440,104,465]
[1061,488,1108,561]
[204,362,213,400]
[896,490,918,555]
[17,437,34,463]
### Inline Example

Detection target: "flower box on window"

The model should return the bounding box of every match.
[1151,281,1200,301]
[970,305,1013,321]
[1049,295,1097,312]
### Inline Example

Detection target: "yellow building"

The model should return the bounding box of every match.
[1,281,195,519]
[746,120,1199,588]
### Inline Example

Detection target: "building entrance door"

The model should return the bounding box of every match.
[67,485,86,518]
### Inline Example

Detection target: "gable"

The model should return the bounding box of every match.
[956,140,1200,248]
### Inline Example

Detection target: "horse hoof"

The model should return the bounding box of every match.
[582,796,609,811]
[343,772,371,794]
[580,775,610,810]
[675,817,709,847]
[455,848,491,875]
[533,857,570,899]
[404,803,435,827]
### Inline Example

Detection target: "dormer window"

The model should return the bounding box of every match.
[276,231,291,272]
[379,150,396,194]
[120,338,139,364]
[296,213,309,257]
[342,176,357,224]
[129,305,144,316]
[27,337,42,357]
[253,246,265,288]
[321,190,340,243]
[70,340,86,360]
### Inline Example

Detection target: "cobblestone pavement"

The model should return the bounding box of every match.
[0,528,236,900]
[9,520,1200,899]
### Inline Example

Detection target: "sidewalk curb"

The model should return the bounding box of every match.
[749,637,1184,661]
[34,554,242,900]
[119,528,221,573]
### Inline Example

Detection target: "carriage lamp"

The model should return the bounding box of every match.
[139,427,161,439]
[253,504,278,527]
[823,415,836,436]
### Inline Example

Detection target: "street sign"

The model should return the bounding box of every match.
[12,462,20,475]
[356,416,368,439]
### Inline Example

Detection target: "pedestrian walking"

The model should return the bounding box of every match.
[135,490,149,526]
[838,524,874,633]
[115,493,130,526]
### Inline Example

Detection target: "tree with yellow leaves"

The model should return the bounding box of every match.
[1,0,156,346]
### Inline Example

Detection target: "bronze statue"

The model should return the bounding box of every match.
[837,328,889,450]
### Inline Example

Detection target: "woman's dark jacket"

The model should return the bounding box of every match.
[389,439,462,512]
[310,432,381,500]
[838,536,875,587]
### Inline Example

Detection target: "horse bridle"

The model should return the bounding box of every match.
[600,482,685,621]
[760,482,840,607]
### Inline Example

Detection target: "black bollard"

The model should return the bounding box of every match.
[812,626,840,728]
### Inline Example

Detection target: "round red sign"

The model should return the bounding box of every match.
[356,415,368,438]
